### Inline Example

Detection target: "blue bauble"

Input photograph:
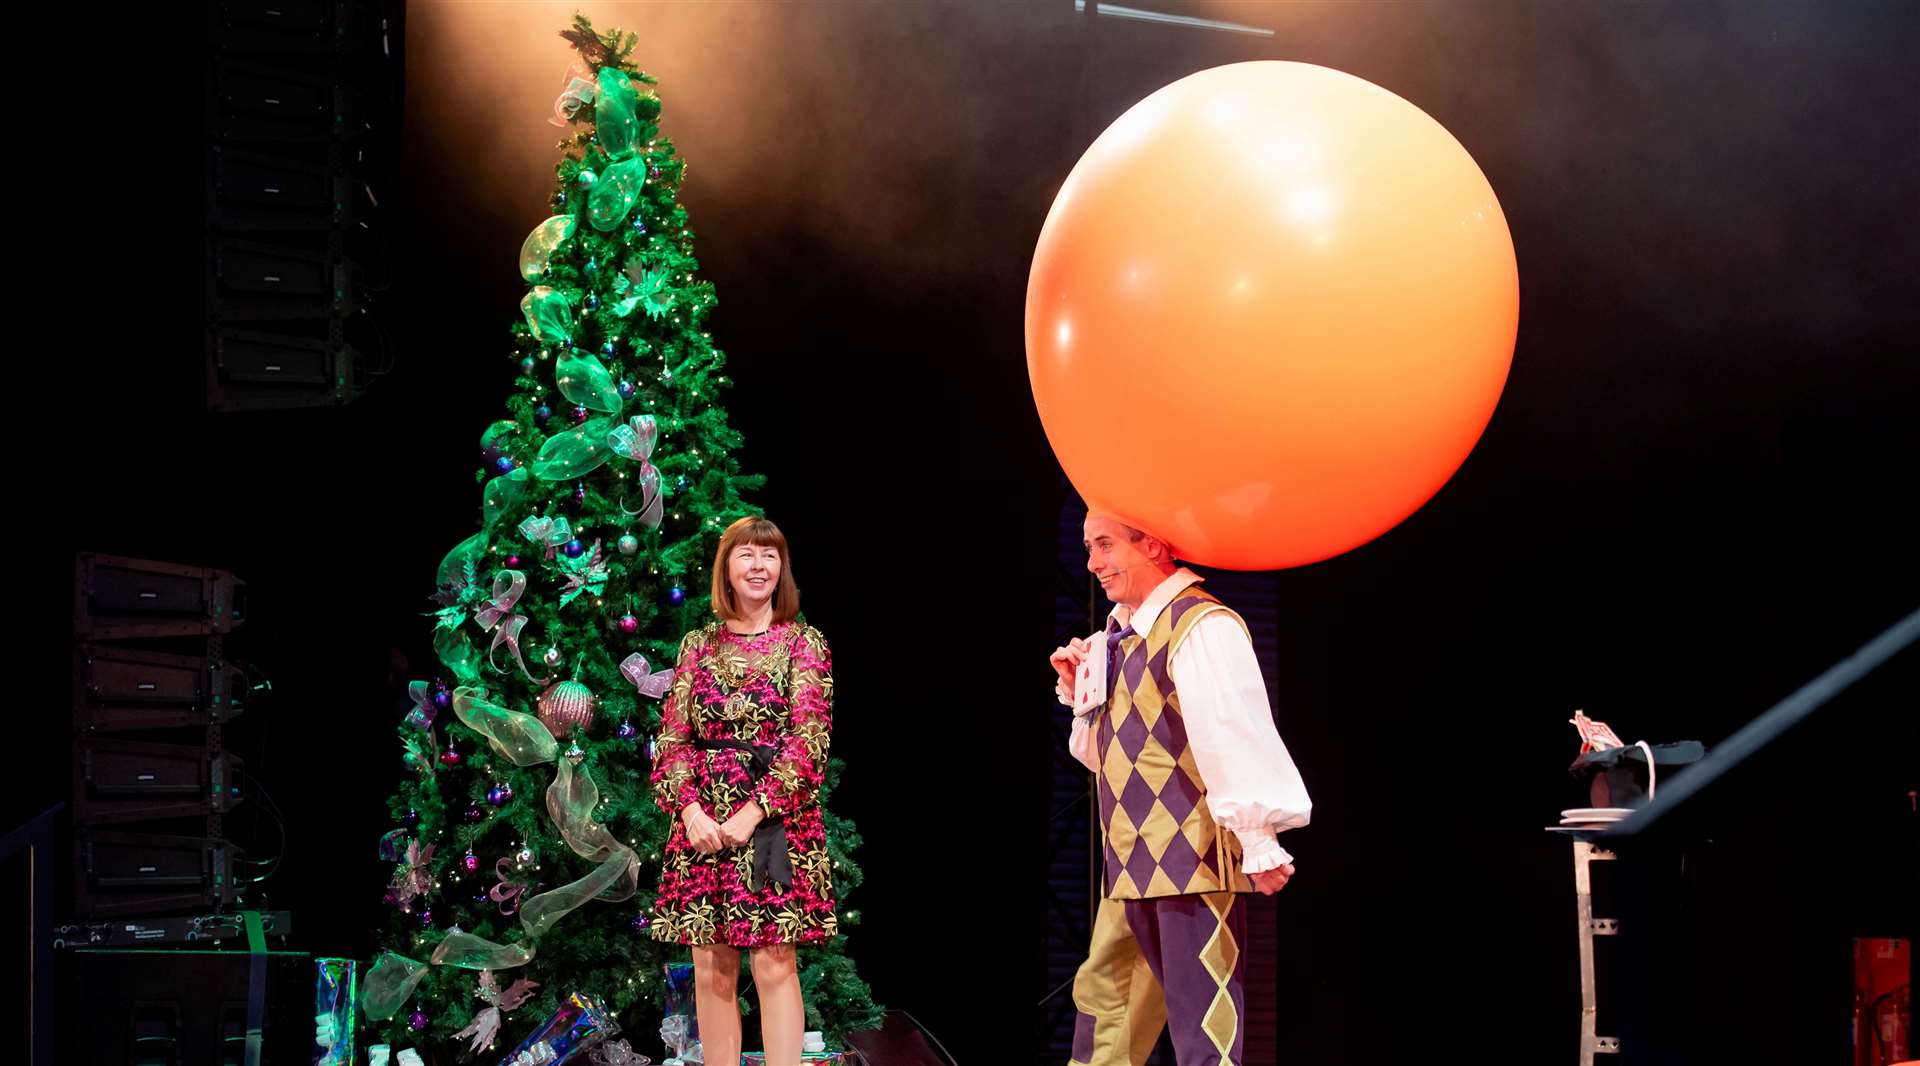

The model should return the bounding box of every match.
[563,538,586,559]
[535,404,553,422]
[617,380,636,400]
[494,456,516,474]
[668,585,686,606]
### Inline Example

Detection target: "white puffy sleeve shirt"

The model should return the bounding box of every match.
[1063,571,1312,873]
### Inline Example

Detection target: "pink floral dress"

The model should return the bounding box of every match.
[649,620,838,947]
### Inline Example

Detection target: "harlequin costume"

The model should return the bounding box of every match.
[1063,569,1312,1066]
[649,620,838,947]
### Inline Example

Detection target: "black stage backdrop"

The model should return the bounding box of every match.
[24,3,1918,1064]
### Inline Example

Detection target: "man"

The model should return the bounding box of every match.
[1051,513,1312,1066]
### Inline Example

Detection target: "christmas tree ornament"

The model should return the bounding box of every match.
[616,535,639,556]
[536,680,596,738]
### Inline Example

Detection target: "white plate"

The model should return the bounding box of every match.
[1560,816,1626,826]
[1561,808,1635,819]
[1544,825,1614,834]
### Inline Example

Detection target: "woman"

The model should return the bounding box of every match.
[650,515,837,1066]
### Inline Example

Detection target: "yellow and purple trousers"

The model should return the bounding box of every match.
[1069,890,1246,1066]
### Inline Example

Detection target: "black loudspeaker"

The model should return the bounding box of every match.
[74,554,247,639]
[842,1010,959,1066]
[61,946,312,1065]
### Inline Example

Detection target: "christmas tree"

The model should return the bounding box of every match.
[367,17,880,1060]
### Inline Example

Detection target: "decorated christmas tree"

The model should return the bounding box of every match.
[367,17,880,1061]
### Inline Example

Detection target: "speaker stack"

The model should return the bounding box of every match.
[73,553,250,919]
[206,0,401,411]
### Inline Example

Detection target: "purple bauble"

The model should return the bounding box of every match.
[494,456,516,474]
[439,744,462,767]
[563,538,586,559]
[535,404,553,422]
[572,483,587,505]
[401,807,420,828]
[417,907,433,927]
[570,405,590,425]
[432,689,451,711]
[408,1010,429,1032]
[463,804,484,822]
[668,585,686,606]
[617,613,639,634]
[617,379,636,399]
[630,914,650,934]
[462,851,479,872]
[616,719,638,739]
[487,783,514,807]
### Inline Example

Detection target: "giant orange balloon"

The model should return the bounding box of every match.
[1026,62,1518,569]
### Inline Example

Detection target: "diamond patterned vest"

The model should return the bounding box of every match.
[1095,585,1255,899]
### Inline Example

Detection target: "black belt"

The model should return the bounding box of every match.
[694,737,794,892]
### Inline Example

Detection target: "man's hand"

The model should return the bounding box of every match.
[681,804,725,855]
[719,800,764,848]
[1250,863,1295,896]
[1049,637,1091,689]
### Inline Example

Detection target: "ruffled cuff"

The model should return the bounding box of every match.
[1235,827,1294,873]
